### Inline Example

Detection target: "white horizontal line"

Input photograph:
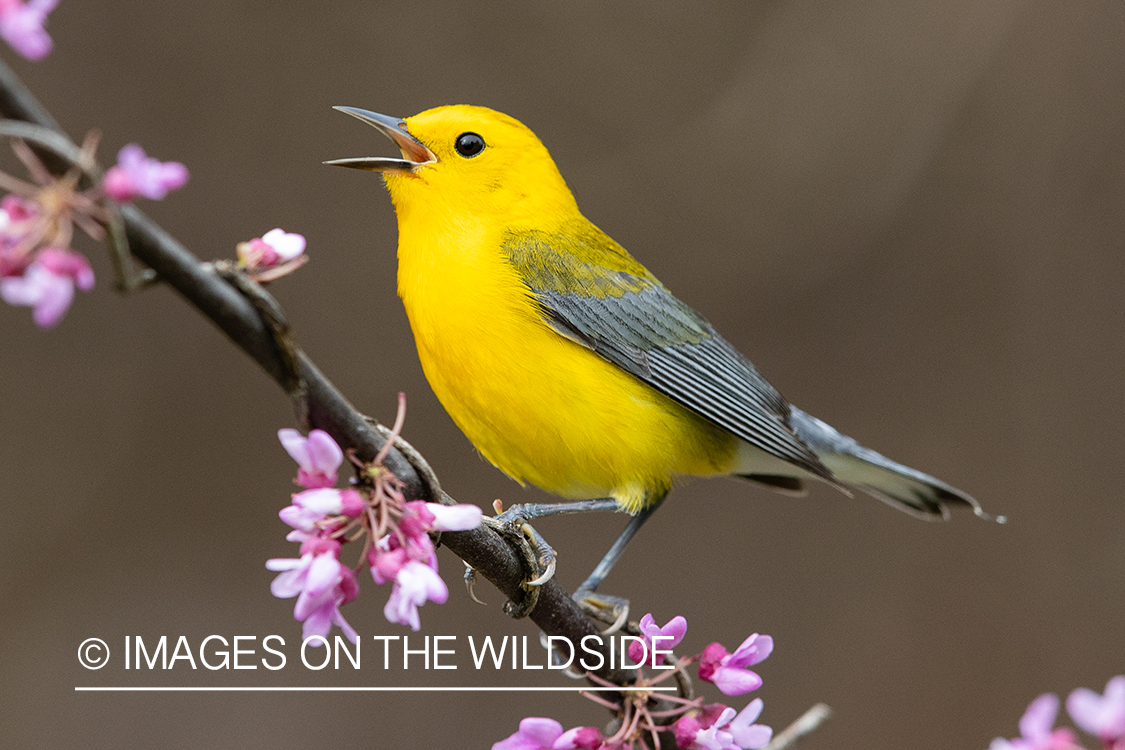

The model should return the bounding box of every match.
[75,686,674,692]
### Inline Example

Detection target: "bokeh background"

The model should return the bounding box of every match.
[2,1,1122,747]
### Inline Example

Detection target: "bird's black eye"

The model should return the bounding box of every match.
[454,132,485,158]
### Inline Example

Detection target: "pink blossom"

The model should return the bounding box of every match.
[697,634,773,696]
[278,487,364,532]
[493,718,564,750]
[553,727,605,750]
[266,537,358,643]
[368,500,480,592]
[674,700,772,750]
[237,228,306,270]
[675,704,737,750]
[990,694,1079,750]
[102,144,189,202]
[728,699,772,749]
[1068,676,1125,746]
[383,559,448,631]
[1,247,93,328]
[278,428,343,489]
[398,500,437,538]
[368,535,413,585]
[628,612,687,666]
[0,0,57,61]
[1,193,36,224]
[0,195,40,277]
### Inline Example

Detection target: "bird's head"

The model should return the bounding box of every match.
[327,104,579,225]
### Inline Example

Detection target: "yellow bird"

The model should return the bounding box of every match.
[329,105,988,594]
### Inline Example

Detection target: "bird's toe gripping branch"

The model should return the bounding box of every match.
[573,589,631,635]
[480,501,562,618]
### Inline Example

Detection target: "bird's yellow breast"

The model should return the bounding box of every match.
[394,211,737,513]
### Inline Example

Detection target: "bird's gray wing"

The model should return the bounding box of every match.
[503,228,835,483]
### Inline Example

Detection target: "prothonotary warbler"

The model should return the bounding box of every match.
[328,105,993,597]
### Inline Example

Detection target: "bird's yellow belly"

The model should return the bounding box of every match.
[400,256,736,513]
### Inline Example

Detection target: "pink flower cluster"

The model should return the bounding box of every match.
[0,0,56,61]
[236,228,306,272]
[673,700,772,750]
[2,140,187,328]
[266,428,482,642]
[101,144,188,203]
[494,615,774,750]
[696,634,773,696]
[0,193,92,327]
[493,719,609,750]
[992,677,1125,750]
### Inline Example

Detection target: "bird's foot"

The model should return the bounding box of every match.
[481,501,560,618]
[490,500,559,585]
[573,586,630,634]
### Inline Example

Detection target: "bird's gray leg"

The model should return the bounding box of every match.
[486,498,623,590]
[575,493,667,631]
[494,498,622,523]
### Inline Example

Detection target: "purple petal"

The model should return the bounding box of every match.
[1019,694,1059,740]
[731,723,772,750]
[303,552,343,597]
[265,557,303,572]
[730,698,764,728]
[660,615,688,646]
[0,0,55,61]
[301,602,334,640]
[712,666,763,696]
[261,228,306,261]
[728,634,773,668]
[117,144,147,168]
[333,607,358,644]
[637,613,657,635]
[517,717,565,747]
[397,560,448,604]
[30,271,74,328]
[383,585,421,630]
[729,699,773,749]
[1068,688,1105,735]
[294,488,346,515]
[268,561,309,598]
[305,429,343,473]
[1068,676,1125,739]
[1,269,44,305]
[278,504,313,531]
[427,502,483,531]
[278,428,312,466]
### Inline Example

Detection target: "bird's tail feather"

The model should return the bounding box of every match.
[787,406,993,521]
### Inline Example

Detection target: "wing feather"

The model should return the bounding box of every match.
[505,230,834,482]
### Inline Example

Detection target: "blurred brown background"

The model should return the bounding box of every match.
[2,1,1123,747]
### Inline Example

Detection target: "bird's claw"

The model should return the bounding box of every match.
[574,587,630,634]
[482,512,557,618]
[491,504,559,588]
[464,562,487,605]
[525,557,556,587]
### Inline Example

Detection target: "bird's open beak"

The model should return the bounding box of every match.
[324,106,437,173]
